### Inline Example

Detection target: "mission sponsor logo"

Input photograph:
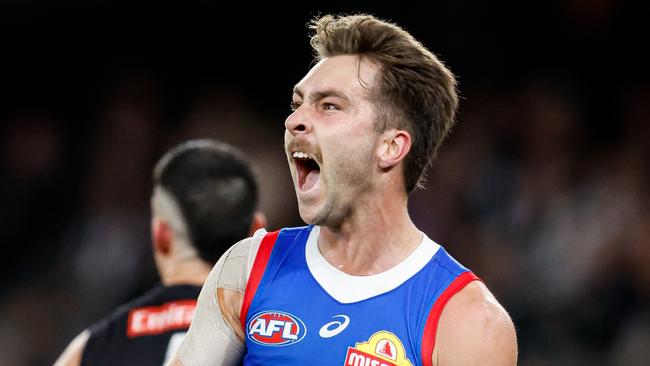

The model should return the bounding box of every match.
[127,300,196,338]
[344,331,414,366]
[247,310,306,346]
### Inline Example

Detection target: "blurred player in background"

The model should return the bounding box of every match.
[169,13,516,366]
[55,139,266,366]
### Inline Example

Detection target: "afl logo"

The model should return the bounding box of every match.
[247,310,306,346]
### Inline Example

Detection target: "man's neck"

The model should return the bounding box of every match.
[317,194,421,276]
[159,257,213,287]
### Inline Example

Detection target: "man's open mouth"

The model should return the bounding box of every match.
[292,151,321,191]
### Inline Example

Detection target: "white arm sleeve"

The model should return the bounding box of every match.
[174,229,266,366]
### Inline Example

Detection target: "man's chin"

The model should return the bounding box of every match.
[298,211,319,225]
[298,204,325,226]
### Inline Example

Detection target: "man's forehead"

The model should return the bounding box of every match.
[293,55,380,97]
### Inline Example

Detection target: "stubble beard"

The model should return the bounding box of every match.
[299,147,374,229]
[301,170,364,230]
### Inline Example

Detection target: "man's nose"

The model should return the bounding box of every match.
[284,106,312,136]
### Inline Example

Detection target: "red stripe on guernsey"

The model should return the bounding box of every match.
[421,271,480,366]
[239,230,280,331]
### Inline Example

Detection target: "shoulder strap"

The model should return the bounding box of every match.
[239,230,280,331]
[421,271,480,366]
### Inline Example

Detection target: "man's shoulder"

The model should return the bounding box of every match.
[443,281,511,328]
[215,225,313,292]
[435,281,517,365]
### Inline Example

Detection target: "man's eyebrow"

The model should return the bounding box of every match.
[292,86,303,98]
[292,86,352,104]
[309,89,351,104]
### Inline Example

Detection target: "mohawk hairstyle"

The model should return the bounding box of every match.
[153,139,258,264]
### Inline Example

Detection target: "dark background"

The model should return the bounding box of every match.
[1,1,648,365]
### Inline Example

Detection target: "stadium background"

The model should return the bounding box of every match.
[1,1,648,365]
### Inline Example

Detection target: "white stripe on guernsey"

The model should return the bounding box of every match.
[305,226,440,304]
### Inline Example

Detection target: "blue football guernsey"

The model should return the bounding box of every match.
[239,225,478,366]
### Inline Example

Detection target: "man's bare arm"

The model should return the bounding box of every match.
[167,232,264,366]
[433,281,517,366]
[53,330,90,366]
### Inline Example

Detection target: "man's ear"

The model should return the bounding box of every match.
[248,211,268,235]
[378,129,412,170]
[152,218,172,256]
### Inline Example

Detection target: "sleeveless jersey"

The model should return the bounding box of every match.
[240,226,478,366]
[81,284,200,366]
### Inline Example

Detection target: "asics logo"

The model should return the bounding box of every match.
[319,315,350,338]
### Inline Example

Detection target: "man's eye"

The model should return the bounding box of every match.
[323,103,339,111]
[290,102,301,111]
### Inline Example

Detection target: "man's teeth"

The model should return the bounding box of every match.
[292,151,311,159]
